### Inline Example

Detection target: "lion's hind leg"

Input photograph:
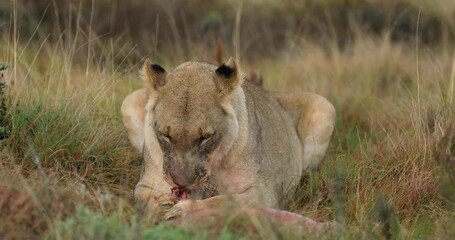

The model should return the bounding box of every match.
[275,93,336,172]
[121,88,148,152]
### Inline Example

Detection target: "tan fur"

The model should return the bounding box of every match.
[121,58,335,218]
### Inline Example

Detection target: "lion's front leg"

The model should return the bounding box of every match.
[163,187,268,220]
[163,196,225,220]
[134,162,177,215]
[163,194,338,234]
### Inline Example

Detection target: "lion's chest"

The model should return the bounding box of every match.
[213,164,256,194]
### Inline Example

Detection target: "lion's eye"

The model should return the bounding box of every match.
[198,133,213,146]
[158,132,172,144]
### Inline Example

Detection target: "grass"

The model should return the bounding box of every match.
[1,0,455,239]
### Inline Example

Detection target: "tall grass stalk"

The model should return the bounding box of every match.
[449,51,455,105]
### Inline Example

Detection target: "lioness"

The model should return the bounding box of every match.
[121,57,335,219]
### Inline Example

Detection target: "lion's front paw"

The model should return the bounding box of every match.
[140,194,179,219]
[163,200,197,220]
[152,194,179,209]
[135,186,178,213]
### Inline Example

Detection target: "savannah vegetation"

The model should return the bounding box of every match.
[1,0,455,239]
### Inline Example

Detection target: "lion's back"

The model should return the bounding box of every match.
[242,82,303,201]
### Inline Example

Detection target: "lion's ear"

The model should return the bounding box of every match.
[215,57,243,94]
[142,58,166,90]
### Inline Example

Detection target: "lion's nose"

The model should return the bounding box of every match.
[166,153,207,187]
[169,167,207,187]
[170,170,193,187]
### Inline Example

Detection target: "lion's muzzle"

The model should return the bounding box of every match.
[165,158,208,188]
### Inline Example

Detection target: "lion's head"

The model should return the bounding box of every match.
[142,58,244,189]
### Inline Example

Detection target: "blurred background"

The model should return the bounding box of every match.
[1,0,454,62]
